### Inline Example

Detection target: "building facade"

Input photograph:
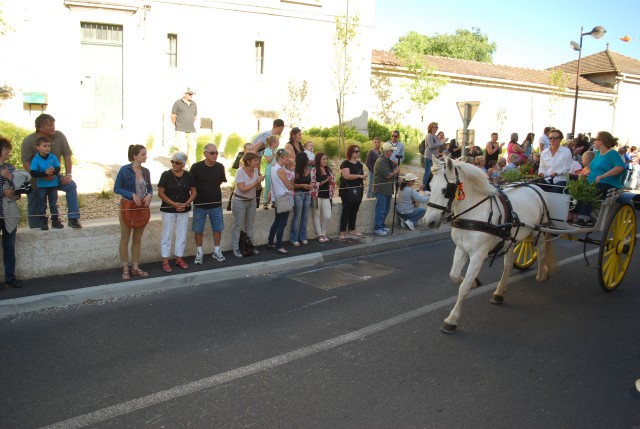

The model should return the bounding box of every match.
[0,0,374,160]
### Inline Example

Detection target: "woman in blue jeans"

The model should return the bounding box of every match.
[289,152,311,246]
[396,172,430,230]
[268,149,294,253]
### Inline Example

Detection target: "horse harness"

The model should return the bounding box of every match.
[427,166,551,261]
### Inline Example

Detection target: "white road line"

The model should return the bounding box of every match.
[41,247,603,429]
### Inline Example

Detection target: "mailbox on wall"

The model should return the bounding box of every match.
[23,92,48,112]
[23,92,48,105]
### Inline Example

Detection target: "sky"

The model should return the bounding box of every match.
[373,0,640,70]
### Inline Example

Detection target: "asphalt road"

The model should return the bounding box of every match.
[1,235,640,428]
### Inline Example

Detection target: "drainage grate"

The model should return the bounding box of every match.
[289,260,397,290]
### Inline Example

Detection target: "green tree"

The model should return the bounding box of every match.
[547,69,570,123]
[393,28,497,63]
[333,12,361,157]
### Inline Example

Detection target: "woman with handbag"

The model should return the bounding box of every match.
[232,152,264,258]
[338,144,366,240]
[310,152,336,243]
[158,151,196,272]
[267,149,294,254]
[114,144,153,280]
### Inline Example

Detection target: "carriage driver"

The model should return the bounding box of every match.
[538,129,573,193]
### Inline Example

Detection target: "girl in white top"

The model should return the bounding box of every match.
[267,149,294,253]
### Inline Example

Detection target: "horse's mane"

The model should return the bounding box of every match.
[451,159,498,196]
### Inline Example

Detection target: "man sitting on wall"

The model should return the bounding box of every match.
[21,113,81,229]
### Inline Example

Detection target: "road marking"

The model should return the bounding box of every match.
[42,248,603,429]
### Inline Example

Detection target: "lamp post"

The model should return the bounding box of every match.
[570,25,606,137]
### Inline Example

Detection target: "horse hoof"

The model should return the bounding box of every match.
[490,294,504,305]
[440,322,457,334]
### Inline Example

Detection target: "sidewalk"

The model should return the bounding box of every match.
[0,226,451,318]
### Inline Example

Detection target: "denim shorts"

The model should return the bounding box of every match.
[192,206,224,233]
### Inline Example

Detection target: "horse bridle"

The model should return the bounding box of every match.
[426,166,461,227]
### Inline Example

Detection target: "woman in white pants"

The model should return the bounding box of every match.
[158,152,196,272]
[310,152,336,242]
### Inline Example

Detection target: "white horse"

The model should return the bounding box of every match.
[424,156,557,333]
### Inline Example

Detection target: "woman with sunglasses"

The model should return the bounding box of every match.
[158,151,196,272]
[267,148,294,253]
[338,144,366,240]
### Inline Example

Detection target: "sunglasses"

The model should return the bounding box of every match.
[392,135,399,138]
[205,151,219,155]
[170,160,183,165]
[353,150,360,153]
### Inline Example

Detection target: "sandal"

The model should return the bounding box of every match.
[319,237,327,243]
[162,260,173,273]
[349,230,363,236]
[275,248,290,254]
[338,233,346,240]
[175,257,189,269]
[131,267,149,277]
[122,267,130,280]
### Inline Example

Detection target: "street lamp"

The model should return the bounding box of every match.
[570,25,606,137]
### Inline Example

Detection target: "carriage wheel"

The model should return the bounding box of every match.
[513,236,537,270]
[598,204,636,291]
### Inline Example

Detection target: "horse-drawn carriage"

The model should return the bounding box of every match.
[423,156,639,334]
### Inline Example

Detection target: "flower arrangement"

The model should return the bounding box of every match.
[566,177,602,209]
[500,163,537,183]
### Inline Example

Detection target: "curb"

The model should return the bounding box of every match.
[0,229,450,318]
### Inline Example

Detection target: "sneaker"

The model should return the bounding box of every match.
[233,249,244,259]
[301,240,309,245]
[399,218,407,229]
[405,219,415,231]
[40,223,49,231]
[212,249,226,262]
[252,249,260,255]
[374,229,388,236]
[383,227,391,232]
[194,253,204,265]
[51,219,64,229]
[6,279,22,288]
[68,219,82,228]
[289,241,300,247]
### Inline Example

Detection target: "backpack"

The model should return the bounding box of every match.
[419,138,426,155]
[239,230,256,257]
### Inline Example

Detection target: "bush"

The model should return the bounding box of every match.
[360,140,374,163]
[305,125,368,143]
[367,119,391,142]
[224,133,244,159]
[322,137,340,159]
[0,120,30,167]
[146,133,155,151]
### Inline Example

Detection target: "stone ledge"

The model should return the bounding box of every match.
[8,198,385,280]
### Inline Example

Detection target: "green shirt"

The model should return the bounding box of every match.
[373,155,395,196]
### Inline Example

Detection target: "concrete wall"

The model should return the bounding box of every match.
[369,68,617,146]
[8,197,384,280]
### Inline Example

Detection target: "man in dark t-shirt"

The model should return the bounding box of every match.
[190,144,227,264]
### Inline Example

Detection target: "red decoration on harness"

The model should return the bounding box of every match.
[456,182,465,200]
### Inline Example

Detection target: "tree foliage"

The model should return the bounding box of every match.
[393,28,497,63]
[282,79,309,128]
[333,12,361,156]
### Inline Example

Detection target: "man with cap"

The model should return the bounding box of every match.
[171,88,198,166]
[372,142,400,236]
[396,172,430,231]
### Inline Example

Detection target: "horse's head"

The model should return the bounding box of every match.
[424,155,460,229]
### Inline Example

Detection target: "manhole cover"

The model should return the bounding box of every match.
[289,260,396,290]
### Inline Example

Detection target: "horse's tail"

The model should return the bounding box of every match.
[543,233,558,274]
